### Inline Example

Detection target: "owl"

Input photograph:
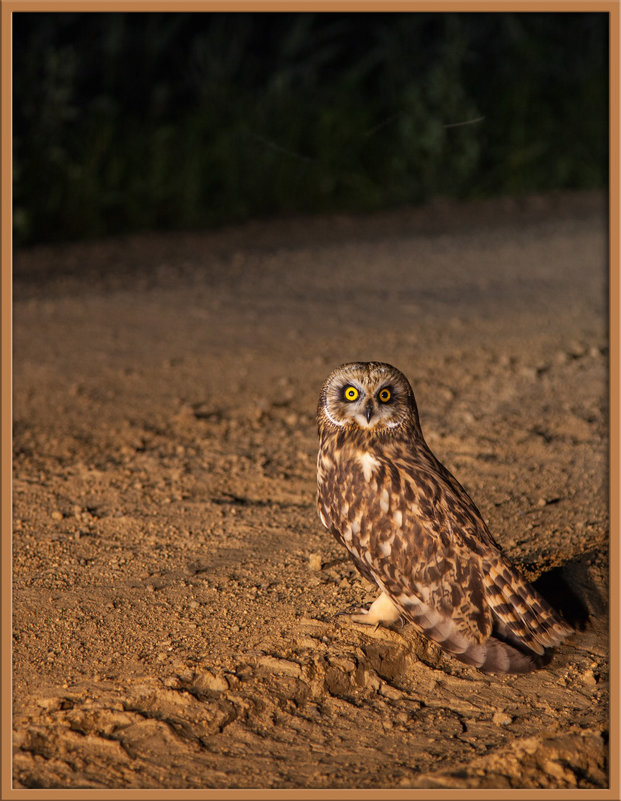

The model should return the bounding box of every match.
[316,361,573,674]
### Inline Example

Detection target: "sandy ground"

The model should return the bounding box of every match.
[11,191,609,790]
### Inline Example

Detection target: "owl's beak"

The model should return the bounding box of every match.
[365,400,375,423]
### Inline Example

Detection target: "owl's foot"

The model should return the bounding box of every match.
[339,591,402,627]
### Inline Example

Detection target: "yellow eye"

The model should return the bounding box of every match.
[344,386,359,402]
[378,387,392,403]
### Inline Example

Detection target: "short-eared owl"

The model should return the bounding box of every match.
[316,361,572,673]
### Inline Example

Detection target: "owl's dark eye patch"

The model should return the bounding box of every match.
[378,386,392,403]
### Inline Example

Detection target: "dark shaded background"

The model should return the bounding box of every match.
[13,12,608,246]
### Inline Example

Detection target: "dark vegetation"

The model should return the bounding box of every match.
[13,12,608,245]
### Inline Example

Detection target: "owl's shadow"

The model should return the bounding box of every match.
[529,548,606,630]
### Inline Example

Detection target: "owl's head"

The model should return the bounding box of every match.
[317,361,421,434]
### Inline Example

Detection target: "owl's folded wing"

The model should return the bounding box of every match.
[366,468,571,671]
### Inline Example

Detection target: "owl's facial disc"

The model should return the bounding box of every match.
[320,362,411,431]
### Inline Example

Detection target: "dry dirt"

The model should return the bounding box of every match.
[11,191,610,791]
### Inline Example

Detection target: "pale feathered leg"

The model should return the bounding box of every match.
[348,591,402,626]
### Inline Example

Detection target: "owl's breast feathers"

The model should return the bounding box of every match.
[317,425,572,673]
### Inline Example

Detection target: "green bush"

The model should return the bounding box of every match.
[13,12,608,245]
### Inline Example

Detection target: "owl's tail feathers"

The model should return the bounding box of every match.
[453,632,550,674]
[397,593,553,674]
[413,615,549,673]
[436,615,563,673]
[420,556,573,674]
[480,556,573,665]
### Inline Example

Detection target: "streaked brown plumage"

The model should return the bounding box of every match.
[316,361,572,674]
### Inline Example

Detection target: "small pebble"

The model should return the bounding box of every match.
[308,553,322,572]
[582,669,597,686]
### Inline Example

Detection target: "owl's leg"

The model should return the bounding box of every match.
[348,591,402,626]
